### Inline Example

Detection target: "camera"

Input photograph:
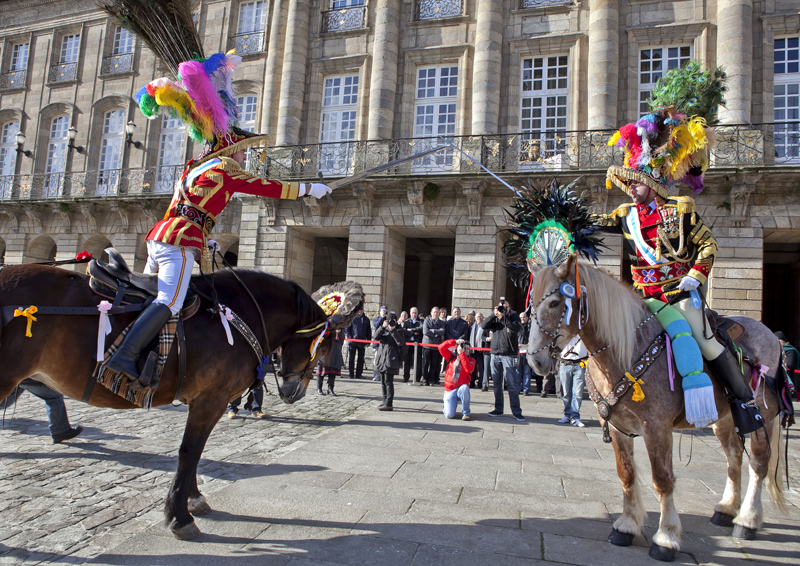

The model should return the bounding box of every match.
[387,311,398,328]
[497,296,506,313]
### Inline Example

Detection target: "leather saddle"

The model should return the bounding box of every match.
[706,309,745,344]
[87,247,198,317]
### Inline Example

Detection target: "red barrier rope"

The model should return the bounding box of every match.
[342,338,503,353]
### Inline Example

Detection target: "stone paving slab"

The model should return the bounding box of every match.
[1,377,799,565]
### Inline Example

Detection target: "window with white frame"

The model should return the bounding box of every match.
[520,55,568,168]
[319,75,358,174]
[332,0,365,7]
[60,34,80,63]
[113,27,135,55]
[156,114,186,193]
[238,1,267,33]
[236,95,258,132]
[10,43,29,71]
[413,65,458,169]
[45,115,69,197]
[638,45,691,116]
[0,121,19,198]
[97,109,125,194]
[774,36,800,163]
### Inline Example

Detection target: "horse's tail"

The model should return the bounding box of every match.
[764,414,787,513]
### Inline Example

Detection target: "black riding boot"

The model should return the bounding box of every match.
[106,303,172,381]
[707,349,763,435]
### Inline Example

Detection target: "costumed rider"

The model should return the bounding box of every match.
[106,51,332,382]
[594,61,760,425]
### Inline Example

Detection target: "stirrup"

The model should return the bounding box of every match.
[729,398,764,437]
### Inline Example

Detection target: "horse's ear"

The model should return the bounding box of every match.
[554,254,576,280]
[526,257,541,278]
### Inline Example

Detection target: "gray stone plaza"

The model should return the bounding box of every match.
[1,378,798,565]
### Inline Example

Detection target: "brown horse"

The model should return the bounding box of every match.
[0,263,336,539]
[526,256,786,561]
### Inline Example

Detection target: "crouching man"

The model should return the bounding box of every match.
[439,338,476,421]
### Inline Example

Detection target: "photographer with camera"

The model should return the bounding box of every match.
[373,311,407,411]
[481,297,525,421]
[438,338,476,420]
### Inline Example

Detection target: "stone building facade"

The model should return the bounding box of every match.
[0,0,798,340]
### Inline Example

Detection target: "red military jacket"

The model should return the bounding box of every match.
[147,157,301,251]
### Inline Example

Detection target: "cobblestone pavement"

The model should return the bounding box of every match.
[0,377,378,565]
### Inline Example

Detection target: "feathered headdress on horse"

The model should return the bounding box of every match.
[101,0,268,165]
[606,61,727,199]
[503,178,607,310]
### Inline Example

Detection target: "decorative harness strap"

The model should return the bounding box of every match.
[586,333,666,443]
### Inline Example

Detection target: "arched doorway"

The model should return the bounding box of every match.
[24,235,56,263]
[81,235,113,264]
[312,237,348,290]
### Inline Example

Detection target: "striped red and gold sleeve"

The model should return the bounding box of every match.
[205,157,301,200]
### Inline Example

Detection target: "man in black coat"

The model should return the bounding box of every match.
[345,308,371,379]
[403,306,423,382]
[422,306,445,385]
[481,299,524,421]
[445,307,469,341]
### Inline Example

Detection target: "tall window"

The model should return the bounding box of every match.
[235,1,267,54]
[0,121,19,199]
[97,109,125,194]
[60,34,80,64]
[156,115,186,193]
[520,55,568,169]
[638,45,691,116]
[10,43,29,71]
[45,115,69,197]
[236,95,258,132]
[332,0,365,7]
[319,75,358,174]
[112,27,135,55]
[774,36,800,163]
[413,65,458,169]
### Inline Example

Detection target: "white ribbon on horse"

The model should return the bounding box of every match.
[218,304,234,346]
[560,282,576,325]
[96,300,113,361]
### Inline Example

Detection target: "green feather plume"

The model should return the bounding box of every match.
[647,61,727,124]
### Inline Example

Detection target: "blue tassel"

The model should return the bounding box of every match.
[255,355,269,381]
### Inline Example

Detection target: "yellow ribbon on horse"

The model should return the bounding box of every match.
[625,371,645,402]
[13,305,38,337]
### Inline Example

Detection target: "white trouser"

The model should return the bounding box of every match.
[144,240,197,315]
[673,296,725,361]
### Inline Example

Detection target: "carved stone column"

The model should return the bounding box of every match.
[276,0,309,145]
[587,0,619,129]
[367,0,400,139]
[471,0,504,134]
[717,0,753,124]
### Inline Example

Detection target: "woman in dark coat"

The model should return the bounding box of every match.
[317,329,344,395]
[373,313,406,411]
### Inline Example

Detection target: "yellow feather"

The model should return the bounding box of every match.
[608,131,621,147]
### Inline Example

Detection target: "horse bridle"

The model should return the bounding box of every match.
[530,286,568,358]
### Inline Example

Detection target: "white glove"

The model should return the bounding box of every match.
[207,239,220,252]
[678,276,700,292]
[299,183,332,199]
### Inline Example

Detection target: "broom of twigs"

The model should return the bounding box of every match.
[99,0,205,77]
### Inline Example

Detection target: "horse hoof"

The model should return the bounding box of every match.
[732,524,757,540]
[170,519,201,540]
[188,496,212,516]
[710,511,735,527]
[649,542,676,562]
[608,528,636,546]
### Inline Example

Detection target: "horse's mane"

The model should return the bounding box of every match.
[204,269,325,328]
[578,263,649,370]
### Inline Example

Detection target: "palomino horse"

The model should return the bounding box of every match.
[0,264,335,540]
[526,256,785,561]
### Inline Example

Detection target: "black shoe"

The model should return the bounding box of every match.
[327,388,337,396]
[52,425,83,444]
[106,303,172,381]
[540,392,548,398]
[317,388,325,395]
[487,410,503,417]
[378,405,393,411]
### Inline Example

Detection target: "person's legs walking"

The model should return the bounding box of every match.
[482,352,491,389]
[348,345,356,379]
[355,346,365,379]
[490,354,504,414]
[502,356,523,419]
[570,365,586,425]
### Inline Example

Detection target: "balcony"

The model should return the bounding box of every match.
[321,4,367,33]
[520,0,573,8]
[48,62,77,83]
[416,0,463,20]
[0,70,26,90]
[0,125,795,203]
[230,31,266,56]
[101,53,134,76]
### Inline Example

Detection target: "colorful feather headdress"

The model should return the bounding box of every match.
[606,61,727,199]
[103,0,268,162]
[503,179,607,307]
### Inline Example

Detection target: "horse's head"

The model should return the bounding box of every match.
[526,254,582,375]
[274,322,331,403]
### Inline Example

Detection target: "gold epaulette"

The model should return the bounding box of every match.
[669,196,696,215]
[218,156,243,173]
[613,203,635,218]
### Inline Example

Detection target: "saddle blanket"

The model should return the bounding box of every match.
[93,316,178,409]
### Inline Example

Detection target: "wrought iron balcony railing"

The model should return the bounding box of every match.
[321,4,367,32]
[0,70,26,89]
[1,125,796,202]
[416,0,463,20]
[48,62,77,83]
[101,53,134,75]
[520,0,573,8]
[230,31,266,56]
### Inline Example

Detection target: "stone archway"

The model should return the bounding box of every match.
[24,235,57,263]
[81,234,113,264]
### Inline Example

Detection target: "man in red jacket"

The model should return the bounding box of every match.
[439,338,476,421]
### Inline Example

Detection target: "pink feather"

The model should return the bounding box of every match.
[179,60,231,135]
